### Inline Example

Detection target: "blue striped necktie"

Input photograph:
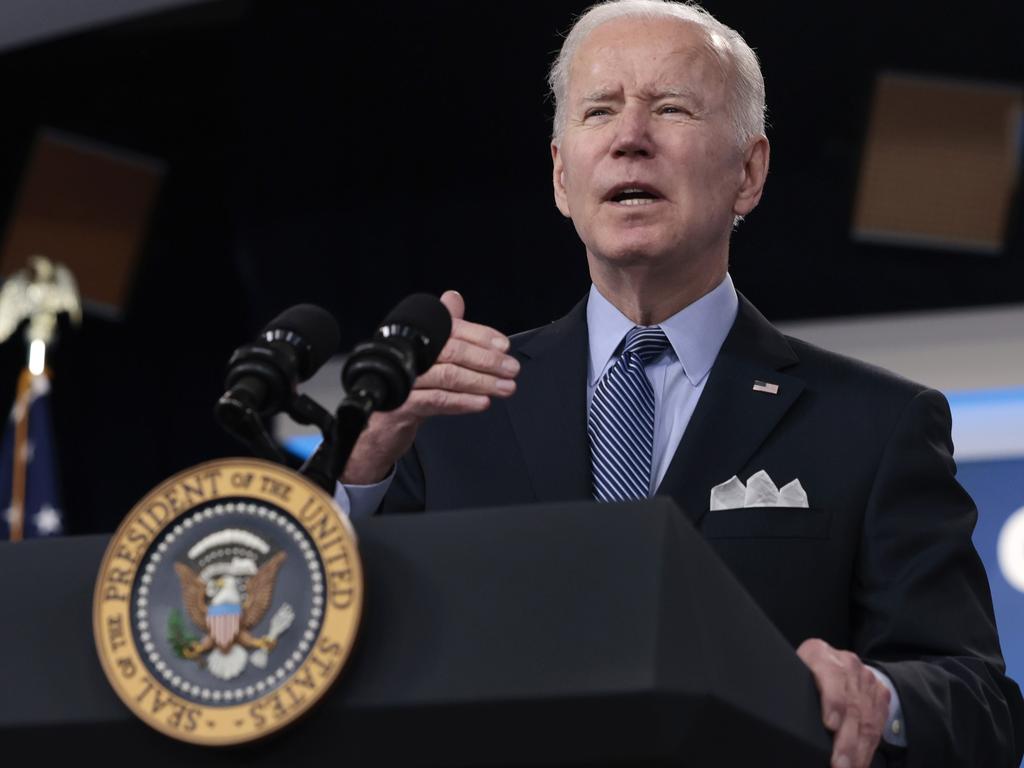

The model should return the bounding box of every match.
[589,326,670,501]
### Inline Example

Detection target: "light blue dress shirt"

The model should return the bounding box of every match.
[336,273,905,748]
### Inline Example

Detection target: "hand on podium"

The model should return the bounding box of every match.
[341,290,520,484]
[798,638,892,768]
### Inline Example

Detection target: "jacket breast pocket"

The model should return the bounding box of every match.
[700,507,832,540]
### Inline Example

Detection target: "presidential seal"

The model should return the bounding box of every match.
[93,458,363,745]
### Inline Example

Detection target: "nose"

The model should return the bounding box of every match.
[611,103,654,158]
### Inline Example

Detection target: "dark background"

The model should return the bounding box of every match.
[0,0,1020,532]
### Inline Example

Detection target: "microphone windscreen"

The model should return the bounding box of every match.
[263,304,340,378]
[381,293,452,372]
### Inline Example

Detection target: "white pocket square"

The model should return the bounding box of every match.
[710,469,809,510]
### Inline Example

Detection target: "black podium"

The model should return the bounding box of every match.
[0,498,831,765]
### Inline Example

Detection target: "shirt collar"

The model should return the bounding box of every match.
[586,273,739,388]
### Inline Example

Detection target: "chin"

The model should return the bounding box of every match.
[591,235,676,268]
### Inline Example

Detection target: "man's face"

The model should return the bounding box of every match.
[552,17,764,275]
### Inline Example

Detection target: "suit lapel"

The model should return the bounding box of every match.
[504,297,593,502]
[656,295,805,527]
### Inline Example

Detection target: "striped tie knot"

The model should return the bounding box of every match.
[620,325,669,365]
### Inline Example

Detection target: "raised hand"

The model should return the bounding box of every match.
[340,290,520,485]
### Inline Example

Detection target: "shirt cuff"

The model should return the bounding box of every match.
[333,466,396,518]
[867,666,907,748]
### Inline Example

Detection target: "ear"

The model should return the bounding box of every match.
[551,141,571,218]
[733,135,770,217]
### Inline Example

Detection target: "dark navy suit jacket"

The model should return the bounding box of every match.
[380,293,1024,766]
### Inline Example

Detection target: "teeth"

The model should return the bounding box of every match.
[611,187,658,203]
[618,198,657,206]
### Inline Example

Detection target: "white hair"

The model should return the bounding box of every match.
[548,0,766,147]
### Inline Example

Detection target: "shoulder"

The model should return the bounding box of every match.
[782,332,952,442]
[738,294,936,403]
[786,334,927,398]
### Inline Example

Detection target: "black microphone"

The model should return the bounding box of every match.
[216,304,340,430]
[341,293,452,410]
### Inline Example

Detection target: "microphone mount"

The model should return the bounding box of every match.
[215,304,341,473]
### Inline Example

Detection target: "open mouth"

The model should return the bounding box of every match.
[608,186,663,206]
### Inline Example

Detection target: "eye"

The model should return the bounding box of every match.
[658,104,688,115]
[584,107,612,119]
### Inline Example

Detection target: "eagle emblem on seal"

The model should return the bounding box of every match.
[171,528,294,681]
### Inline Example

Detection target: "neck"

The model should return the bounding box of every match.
[588,252,728,325]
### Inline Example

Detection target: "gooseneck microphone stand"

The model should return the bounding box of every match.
[297,394,375,494]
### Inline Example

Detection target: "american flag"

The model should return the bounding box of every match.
[0,368,64,540]
[752,380,780,395]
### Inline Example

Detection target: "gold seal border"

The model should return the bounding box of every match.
[93,458,364,746]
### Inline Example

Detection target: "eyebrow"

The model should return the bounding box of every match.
[581,89,620,103]
[580,87,701,103]
[649,88,695,99]
[644,87,705,105]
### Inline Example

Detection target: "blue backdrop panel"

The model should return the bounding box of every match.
[960,458,1024,688]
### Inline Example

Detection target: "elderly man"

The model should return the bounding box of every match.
[337,1,1024,766]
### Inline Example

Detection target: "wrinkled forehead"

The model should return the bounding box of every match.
[567,16,731,100]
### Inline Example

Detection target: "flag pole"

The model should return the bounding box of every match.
[8,368,34,542]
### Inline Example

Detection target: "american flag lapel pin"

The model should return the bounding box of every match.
[752,380,779,395]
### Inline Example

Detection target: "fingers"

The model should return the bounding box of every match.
[428,289,519,396]
[797,639,887,768]
[427,338,518,399]
[417,363,517,397]
[440,289,465,321]
[402,388,491,418]
[854,668,889,767]
[830,670,861,768]
[434,335,519,379]
[797,639,844,729]
[448,315,511,353]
